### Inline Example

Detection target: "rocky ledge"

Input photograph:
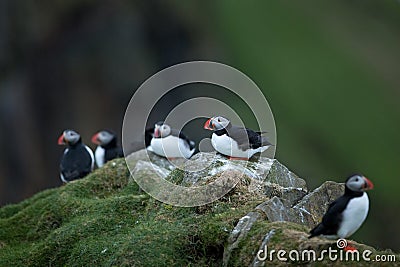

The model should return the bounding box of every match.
[0,150,397,266]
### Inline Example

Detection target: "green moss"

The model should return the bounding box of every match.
[1,158,397,266]
[0,159,252,266]
[166,168,185,184]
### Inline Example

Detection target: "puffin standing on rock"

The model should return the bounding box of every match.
[204,116,272,160]
[149,121,195,159]
[309,174,374,249]
[58,129,94,183]
[91,130,123,168]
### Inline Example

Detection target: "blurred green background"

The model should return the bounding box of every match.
[0,1,399,251]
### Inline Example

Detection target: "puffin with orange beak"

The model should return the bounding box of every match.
[204,116,272,160]
[58,129,94,183]
[91,130,123,168]
[309,174,374,249]
[149,121,195,159]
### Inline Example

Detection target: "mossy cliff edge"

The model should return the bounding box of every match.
[0,150,397,266]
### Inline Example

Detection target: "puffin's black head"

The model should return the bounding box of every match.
[91,130,116,147]
[345,174,374,192]
[153,122,171,138]
[203,116,231,131]
[58,129,81,146]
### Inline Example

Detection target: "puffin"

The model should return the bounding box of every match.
[91,130,124,168]
[149,121,195,159]
[58,129,94,183]
[309,174,374,243]
[203,116,272,160]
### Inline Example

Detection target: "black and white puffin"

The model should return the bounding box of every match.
[203,116,272,160]
[309,174,374,241]
[58,129,94,183]
[91,130,123,168]
[149,121,195,159]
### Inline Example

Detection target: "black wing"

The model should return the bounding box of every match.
[227,126,272,150]
[309,196,349,237]
[105,147,124,163]
[246,128,272,149]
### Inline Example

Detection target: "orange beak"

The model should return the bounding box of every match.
[91,133,100,145]
[203,118,214,130]
[363,176,374,190]
[57,134,65,145]
[154,127,160,138]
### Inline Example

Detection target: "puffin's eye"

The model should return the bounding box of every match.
[355,178,359,182]
[217,119,221,122]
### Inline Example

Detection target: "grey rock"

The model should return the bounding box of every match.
[126,150,307,191]
[265,160,307,190]
[263,183,307,206]
[256,196,289,222]
[179,153,307,192]
[292,181,344,227]
[255,181,344,228]
[251,229,276,267]
[223,211,263,267]
[125,149,186,173]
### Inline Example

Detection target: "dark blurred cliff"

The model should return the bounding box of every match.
[1,0,399,251]
[0,1,221,204]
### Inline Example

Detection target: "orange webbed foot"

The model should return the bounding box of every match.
[344,245,357,252]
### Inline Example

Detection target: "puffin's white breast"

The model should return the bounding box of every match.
[337,192,369,238]
[211,133,269,159]
[150,136,194,159]
[95,146,105,168]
